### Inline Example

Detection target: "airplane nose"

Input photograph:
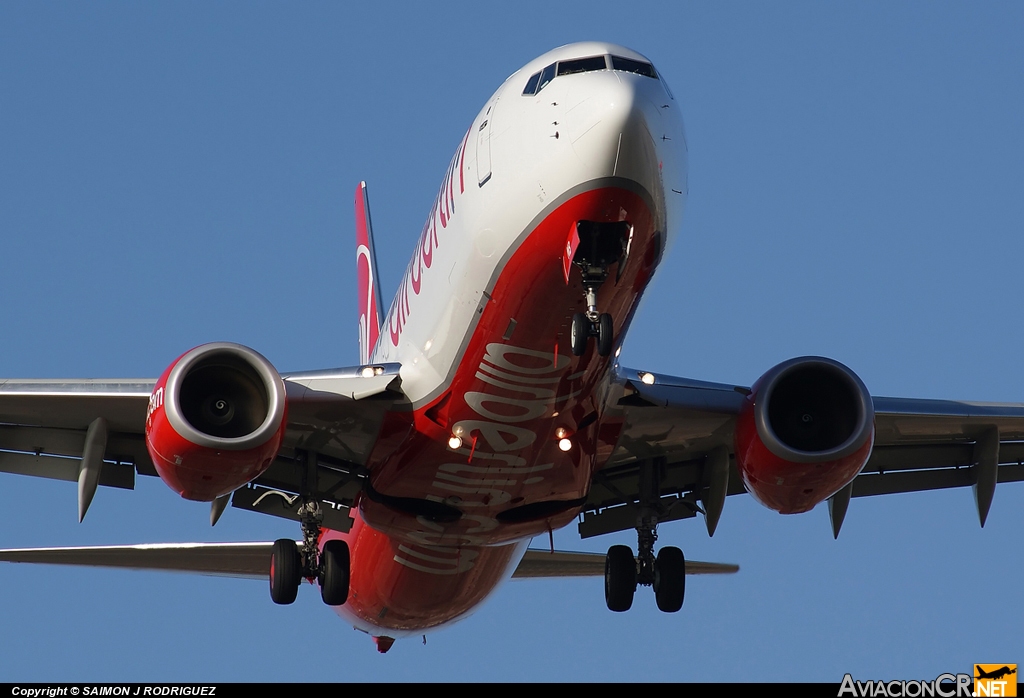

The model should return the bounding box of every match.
[567,74,663,186]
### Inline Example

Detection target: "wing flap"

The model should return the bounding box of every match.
[0,451,135,489]
[853,463,1024,498]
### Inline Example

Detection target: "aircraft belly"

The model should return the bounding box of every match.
[362,185,660,548]
[325,521,529,636]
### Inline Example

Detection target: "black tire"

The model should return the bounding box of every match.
[320,539,351,606]
[654,546,686,613]
[269,539,301,605]
[597,313,613,357]
[605,545,636,612]
[570,312,589,357]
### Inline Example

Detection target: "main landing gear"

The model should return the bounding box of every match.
[604,528,686,613]
[604,457,686,613]
[568,221,631,358]
[269,497,351,606]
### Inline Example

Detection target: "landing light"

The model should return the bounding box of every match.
[361,366,385,378]
[639,371,656,385]
[558,438,572,452]
[555,427,569,439]
[448,435,463,450]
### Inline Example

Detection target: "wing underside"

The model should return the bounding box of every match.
[579,367,1024,538]
[3,365,1024,541]
[0,366,404,527]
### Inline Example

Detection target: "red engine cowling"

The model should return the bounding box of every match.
[734,357,874,514]
[145,343,287,501]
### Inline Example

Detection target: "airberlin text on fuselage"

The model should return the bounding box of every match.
[385,130,470,348]
[393,342,573,575]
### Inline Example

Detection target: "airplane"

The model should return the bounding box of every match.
[1,41,1023,654]
[975,667,1016,681]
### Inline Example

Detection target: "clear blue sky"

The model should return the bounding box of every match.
[1,2,1021,682]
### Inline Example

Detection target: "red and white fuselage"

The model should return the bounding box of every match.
[327,42,687,639]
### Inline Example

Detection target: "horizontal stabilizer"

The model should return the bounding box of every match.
[0,542,283,580]
[0,544,740,582]
[511,549,739,578]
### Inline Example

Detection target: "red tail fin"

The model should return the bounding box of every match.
[355,182,384,364]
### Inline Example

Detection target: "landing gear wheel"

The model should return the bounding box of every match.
[654,546,686,613]
[605,544,637,612]
[319,539,351,606]
[597,313,613,357]
[269,538,301,605]
[570,313,589,357]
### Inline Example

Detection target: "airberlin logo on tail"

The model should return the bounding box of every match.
[356,242,377,364]
[385,128,471,348]
[355,181,381,364]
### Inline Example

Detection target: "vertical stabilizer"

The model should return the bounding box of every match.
[355,182,385,364]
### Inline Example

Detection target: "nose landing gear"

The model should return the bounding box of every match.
[567,220,631,358]
[570,311,614,357]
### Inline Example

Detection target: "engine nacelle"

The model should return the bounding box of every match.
[734,357,874,514]
[145,342,287,502]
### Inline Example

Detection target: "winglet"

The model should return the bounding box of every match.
[355,182,385,364]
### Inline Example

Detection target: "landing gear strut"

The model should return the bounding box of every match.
[604,457,686,613]
[269,451,351,606]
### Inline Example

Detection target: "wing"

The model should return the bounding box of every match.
[580,365,1024,538]
[0,365,403,525]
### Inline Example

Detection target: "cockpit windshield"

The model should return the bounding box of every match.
[610,56,657,79]
[521,54,659,96]
[557,56,607,76]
